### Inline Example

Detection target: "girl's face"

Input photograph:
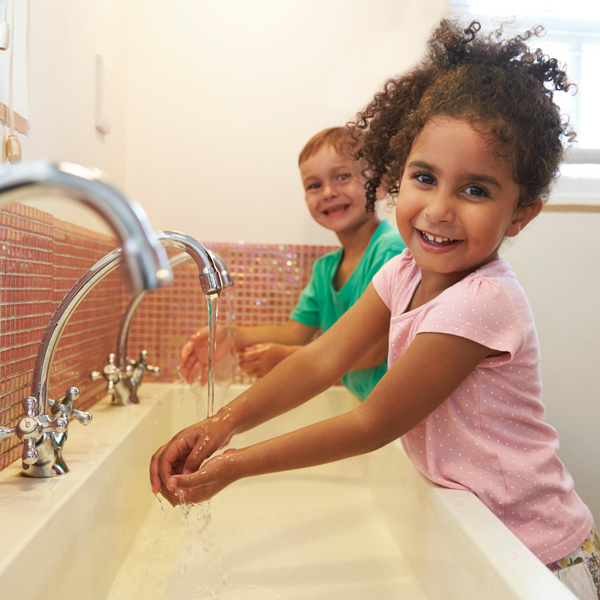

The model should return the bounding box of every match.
[396,116,541,280]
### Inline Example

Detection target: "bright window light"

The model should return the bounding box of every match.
[450,0,600,197]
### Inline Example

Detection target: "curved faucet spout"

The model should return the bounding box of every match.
[31,247,124,413]
[31,231,233,409]
[154,230,224,295]
[116,245,233,373]
[0,161,174,476]
[0,161,172,294]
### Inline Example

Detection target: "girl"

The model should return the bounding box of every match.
[150,20,599,597]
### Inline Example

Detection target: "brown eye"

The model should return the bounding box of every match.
[465,185,488,197]
[414,172,435,185]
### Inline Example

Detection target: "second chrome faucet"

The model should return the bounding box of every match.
[88,231,234,405]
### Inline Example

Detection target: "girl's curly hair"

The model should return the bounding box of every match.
[349,19,576,212]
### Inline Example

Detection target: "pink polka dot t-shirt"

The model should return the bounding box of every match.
[373,249,592,564]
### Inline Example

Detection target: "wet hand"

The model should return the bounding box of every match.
[149,418,233,504]
[238,343,293,378]
[180,326,233,385]
[167,449,239,504]
[179,328,211,384]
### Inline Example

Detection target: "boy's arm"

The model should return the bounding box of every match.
[180,319,317,384]
[235,320,318,378]
[235,320,316,348]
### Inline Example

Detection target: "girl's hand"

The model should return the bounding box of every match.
[166,449,240,504]
[149,417,234,505]
[238,343,299,378]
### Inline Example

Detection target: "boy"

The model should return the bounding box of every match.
[181,127,405,400]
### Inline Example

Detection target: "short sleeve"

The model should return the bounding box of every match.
[372,256,396,310]
[290,272,321,327]
[418,275,525,358]
[367,226,406,277]
[373,250,417,315]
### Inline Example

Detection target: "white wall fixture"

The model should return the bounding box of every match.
[95,53,112,135]
[0,0,28,136]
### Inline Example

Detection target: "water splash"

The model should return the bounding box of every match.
[194,500,227,596]
[178,490,193,577]
[155,493,167,514]
[175,363,187,404]
[165,492,227,598]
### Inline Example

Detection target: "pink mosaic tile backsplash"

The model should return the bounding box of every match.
[0,203,336,472]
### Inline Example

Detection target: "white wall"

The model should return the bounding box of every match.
[502,211,600,522]
[124,0,448,245]
[19,0,129,235]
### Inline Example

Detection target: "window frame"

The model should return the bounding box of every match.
[448,2,600,203]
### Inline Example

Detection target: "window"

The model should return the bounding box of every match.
[450,1,600,202]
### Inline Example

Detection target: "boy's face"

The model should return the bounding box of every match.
[300,146,371,235]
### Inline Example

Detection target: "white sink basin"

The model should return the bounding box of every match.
[0,383,578,600]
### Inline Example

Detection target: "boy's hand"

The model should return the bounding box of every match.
[180,325,233,385]
[238,343,298,378]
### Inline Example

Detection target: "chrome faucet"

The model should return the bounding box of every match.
[114,245,233,403]
[0,161,173,477]
[85,231,232,404]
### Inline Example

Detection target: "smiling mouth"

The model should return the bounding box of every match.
[323,204,350,216]
[419,230,459,245]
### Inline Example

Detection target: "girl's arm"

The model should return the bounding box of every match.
[155,290,496,502]
[164,329,493,503]
[151,283,390,498]
[348,335,389,371]
[234,320,318,348]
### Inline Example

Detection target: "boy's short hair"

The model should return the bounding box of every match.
[298,127,352,166]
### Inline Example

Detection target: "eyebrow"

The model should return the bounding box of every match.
[301,164,351,186]
[407,160,504,191]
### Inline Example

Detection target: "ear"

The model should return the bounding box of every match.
[505,198,543,238]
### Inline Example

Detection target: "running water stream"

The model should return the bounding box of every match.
[136,292,282,598]
[167,291,228,597]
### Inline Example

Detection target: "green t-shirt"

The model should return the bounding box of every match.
[290,220,406,400]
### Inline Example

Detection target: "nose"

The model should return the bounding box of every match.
[424,190,454,223]
[321,180,339,200]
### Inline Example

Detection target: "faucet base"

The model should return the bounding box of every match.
[21,461,69,478]
[19,435,69,478]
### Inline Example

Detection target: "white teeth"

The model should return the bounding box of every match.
[423,231,453,243]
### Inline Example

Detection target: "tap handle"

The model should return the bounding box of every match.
[23,396,37,418]
[139,350,161,376]
[90,354,122,386]
[137,350,161,375]
[128,350,161,389]
[8,397,69,465]
[71,408,93,426]
[52,387,93,426]
[22,438,38,465]
[0,399,38,462]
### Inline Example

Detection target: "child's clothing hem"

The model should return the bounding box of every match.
[538,511,595,565]
[547,525,600,600]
